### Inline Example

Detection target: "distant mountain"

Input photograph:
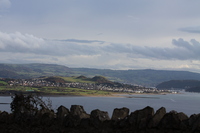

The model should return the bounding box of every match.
[0,63,72,79]
[72,68,200,87]
[156,80,200,90]
[1,63,200,87]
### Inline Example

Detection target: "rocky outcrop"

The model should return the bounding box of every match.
[159,110,188,129]
[129,106,154,129]
[56,105,70,121]
[1,105,200,133]
[148,107,166,128]
[111,107,129,121]
[64,105,90,127]
[90,109,110,128]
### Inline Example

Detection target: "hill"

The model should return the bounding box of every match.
[0,63,72,79]
[156,80,200,90]
[44,76,117,85]
[1,63,200,87]
[186,87,200,92]
[72,68,200,87]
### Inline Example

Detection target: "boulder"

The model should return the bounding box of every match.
[128,106,154,129]
[36,106,55,117]
[189,114,200,131]
[80,118,91,128]
[40,112,55,126]
[90,109,110,128]
[65,105,90,127]
[56,105,69,121]
[91,109,110,121]
[159,111,188,129]
[148,107,166,128]
[0,111,10,124]
[111,107,129,121]
[70,105,90,119]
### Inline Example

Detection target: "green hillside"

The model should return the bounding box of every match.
[44,76,95,83]
[72,68,200,87]
[156,80,200,90]
[0,63,72,78]
[1,63,200,87]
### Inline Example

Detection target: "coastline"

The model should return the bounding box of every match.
[0,91,176,98]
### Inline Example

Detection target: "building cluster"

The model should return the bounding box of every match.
[6,79,171,94]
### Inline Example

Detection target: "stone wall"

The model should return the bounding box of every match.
[0,105,200,133]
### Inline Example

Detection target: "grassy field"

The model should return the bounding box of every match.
[0,81,8,85]
[59,76,95,83]
[47,87,112,96]
[0,85,111,96]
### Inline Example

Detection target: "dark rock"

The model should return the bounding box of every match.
[0,104,199,132]
[118,117,130,128]
[189,114,200,126]
[36,109,55,126]
[80,118,91,128]
[190,114,200,131]
[177,112,189,130]
[56,105,69,121]
[159,111,188,129]
[70,105,90,118]
[90,109,110,128]
[65,105,90,127]
[36,106,55,117]
[40,112,54,125]
[91,109,110,121]
[0,111,9,124]
[128,106,154,129]
[111,107,129,121]
[148,107,166,128]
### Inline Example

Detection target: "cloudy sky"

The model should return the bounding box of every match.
[1,0,200,72]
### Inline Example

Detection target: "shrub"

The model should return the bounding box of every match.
[10,93,52,117]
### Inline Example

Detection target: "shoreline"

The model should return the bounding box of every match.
[0,92,174,98]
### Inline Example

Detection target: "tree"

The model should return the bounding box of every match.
[10,93,52,117]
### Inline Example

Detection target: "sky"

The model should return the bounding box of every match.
[1,0,200,72]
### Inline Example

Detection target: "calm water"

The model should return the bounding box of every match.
[1,92,200,117]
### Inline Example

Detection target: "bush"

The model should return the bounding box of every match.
[10,93,52,117]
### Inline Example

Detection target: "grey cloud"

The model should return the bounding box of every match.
[58,39,105,44]
[1,31,200,61]
[102,38,200,60]
[179,26,200,34]
[0,31,100,56]
[101,43,132,53]
[172,38,200,55]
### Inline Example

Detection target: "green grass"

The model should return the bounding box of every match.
[59,76,95,83]
[0,81,8,85]
[0,85,111,96]
[38,87,111,96]
[0,86,40,92]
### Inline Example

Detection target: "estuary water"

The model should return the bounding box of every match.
[0,92,200,117]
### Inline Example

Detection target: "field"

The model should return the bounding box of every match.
[0,85,111,96]
[58,76,95,83]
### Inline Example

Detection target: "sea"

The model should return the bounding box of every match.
[0,91,200,117]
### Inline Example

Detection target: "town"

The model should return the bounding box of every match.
[1,77,175,94]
